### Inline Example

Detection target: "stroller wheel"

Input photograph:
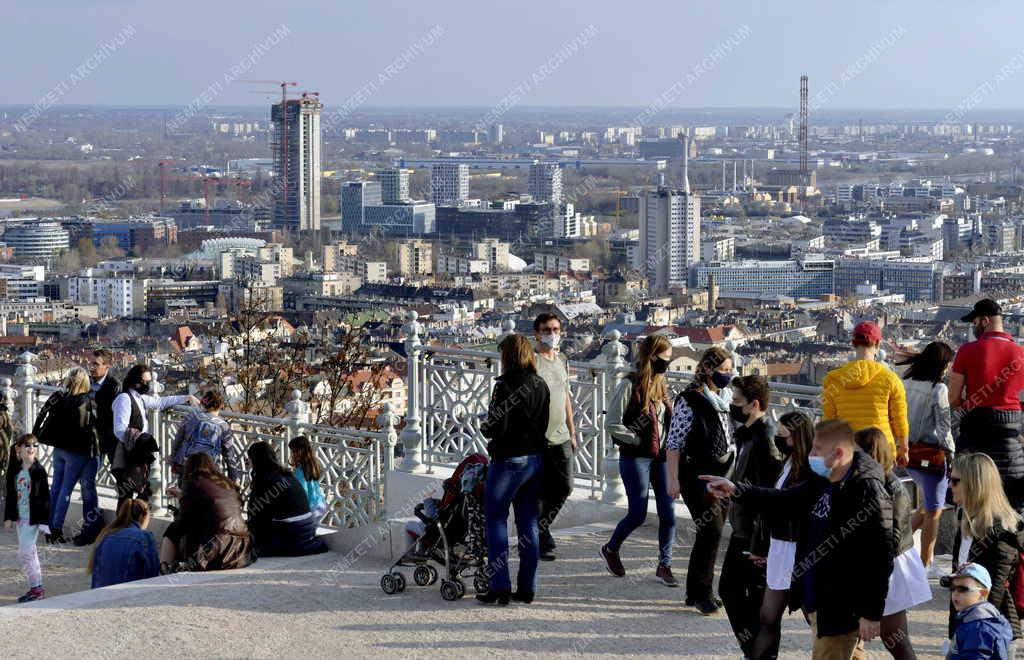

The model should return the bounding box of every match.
[454,579,466,599]
[426,565,438,585]
[440,580,460,601]
[414,565,433,587]
[380,574,398,595]
[473,573,489,595]
[392,572,406,593]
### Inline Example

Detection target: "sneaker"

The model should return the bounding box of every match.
[539,548,556,562]
[655,564,679,587]
[694,598,721,616]
[926,563,947,580]
[600,544,626,577]
[17,586,44,603]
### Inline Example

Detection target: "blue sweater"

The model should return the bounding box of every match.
[91,523,160,589]
[950,601,1013,660]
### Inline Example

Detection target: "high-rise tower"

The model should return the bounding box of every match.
[272,94,322,232]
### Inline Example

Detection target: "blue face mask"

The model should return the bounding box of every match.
[808,455,831,478]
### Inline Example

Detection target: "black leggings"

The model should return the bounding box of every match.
[751,587,787,660]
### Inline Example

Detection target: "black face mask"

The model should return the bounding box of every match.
[774,435,793,456]
[710,371,733,389]
[651,357,669,375]
[729,404,748,424]
[136,383,151,395]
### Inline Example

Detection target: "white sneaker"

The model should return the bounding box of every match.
[926,563,947,579]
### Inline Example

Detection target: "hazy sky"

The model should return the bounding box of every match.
[9,0,1024,113]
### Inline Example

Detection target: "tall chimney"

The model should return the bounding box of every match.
[732,160,738,192]
[708,272,718,312]
[681,132,690,194]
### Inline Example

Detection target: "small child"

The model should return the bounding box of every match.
[3,434,51,602]
[288,436,327,518]
[948,563,1013,659]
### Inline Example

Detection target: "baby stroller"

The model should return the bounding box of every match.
[381,453,489,601]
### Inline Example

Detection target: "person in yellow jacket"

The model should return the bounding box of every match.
[822,320,910,465]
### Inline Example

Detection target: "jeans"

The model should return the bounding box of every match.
[538,442,574,551]
[608,455,676,565]
[49,448,100,534]
[484,453,543,594]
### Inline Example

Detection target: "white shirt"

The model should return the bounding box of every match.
[112,390,189,442]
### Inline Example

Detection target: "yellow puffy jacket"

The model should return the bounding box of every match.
[821,359,909,453]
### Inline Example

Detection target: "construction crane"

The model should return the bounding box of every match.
[243,80,298,224]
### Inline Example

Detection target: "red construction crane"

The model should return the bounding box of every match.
[243,80,298,225]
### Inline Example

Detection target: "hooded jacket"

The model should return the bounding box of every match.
[950,514,1024,639]
[950,600,1014,660]
[822,359,909,454]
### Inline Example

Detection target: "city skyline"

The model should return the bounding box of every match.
[8,0,1024,113]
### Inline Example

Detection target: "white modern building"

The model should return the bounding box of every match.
[696,256,836,297]
[430,163,470,207]
[5,222,70,259]
[639,189,700,291]
[66,271,146,317]
[272,94,322,232]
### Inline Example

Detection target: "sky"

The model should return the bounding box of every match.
[8,0,1024,114]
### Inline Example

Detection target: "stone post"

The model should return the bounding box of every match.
[14,351,36,436]
[399,310,426,473]
[600,331,629,506]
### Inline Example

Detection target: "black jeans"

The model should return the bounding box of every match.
[719,536,767,657]
[680,476,726,601]
[538,442,573,550]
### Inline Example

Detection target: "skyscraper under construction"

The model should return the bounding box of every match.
[271,94,322,232]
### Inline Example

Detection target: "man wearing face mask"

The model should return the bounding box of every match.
[949,298,1024,511]
[701,420,894,660]
[717,375,784,658]
[532,313,576,561]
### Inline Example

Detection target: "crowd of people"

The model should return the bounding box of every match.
[478,301,1024,658]
[3,349,328,602]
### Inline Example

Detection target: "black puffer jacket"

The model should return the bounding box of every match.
[737,450,894,637]
[480,370,550,460]
[958,407,1024,482]
[949,514,1024,639]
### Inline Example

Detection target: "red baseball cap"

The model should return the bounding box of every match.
[852,320,882,345]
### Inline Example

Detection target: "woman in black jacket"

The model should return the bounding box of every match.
[35,367,100,544]
[665,346,736,615]
[753,411,815,660]
[478,333,549,605]
[949,452,1024,640]
[246,441,327,557]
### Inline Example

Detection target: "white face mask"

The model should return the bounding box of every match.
[540,333,560,349]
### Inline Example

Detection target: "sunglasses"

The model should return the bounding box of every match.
[19,444,39,449]
[950,585,981,594]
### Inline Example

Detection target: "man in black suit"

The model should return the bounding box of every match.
[75,348,121,545]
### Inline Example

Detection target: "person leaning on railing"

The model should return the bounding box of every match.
[948,298,1024,512]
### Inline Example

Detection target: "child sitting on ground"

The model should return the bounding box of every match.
[947,563,1013,659]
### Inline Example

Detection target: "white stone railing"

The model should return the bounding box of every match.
[396,311,825,505]
[8,353,399,530]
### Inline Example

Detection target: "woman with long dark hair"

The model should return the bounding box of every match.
[898,341,955,576]
[601,335,676,585]
[666,346,736,615]
[246,441,327,557]
[161,452,254,572]
[478,333,550,605]
[751,411,815,660]
[89,499,159,588]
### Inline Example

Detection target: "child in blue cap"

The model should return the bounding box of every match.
[948,563,1013,659]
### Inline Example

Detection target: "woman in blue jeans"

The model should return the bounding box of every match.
[479,333,550,605]
[35,367,100,544]
[600,335,676,585]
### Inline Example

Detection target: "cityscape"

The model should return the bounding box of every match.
[5,1,1024,657]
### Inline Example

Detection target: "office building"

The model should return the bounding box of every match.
[639,136,700,292]
[489,123,503,144]
[362,203,435,234]
[430,163,470,207]
[702,237,735,262]
[377,168,411,204]
[528,163,562,204]
[341,181,382,233]
[272,94,322,232]
[696,256,836,297]
[90,218,177,253]
[835,258,942,302]
[5,222,70,259]
[397,239,433,276]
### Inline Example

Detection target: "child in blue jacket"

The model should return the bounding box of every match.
[948,563,1013,659]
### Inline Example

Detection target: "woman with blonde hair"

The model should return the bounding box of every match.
[32,366,101,544]
[666,345,736,615]
[478,333,550,605]
[855,427,928,660]
[601,335,676,585]
[948,453,1024,640]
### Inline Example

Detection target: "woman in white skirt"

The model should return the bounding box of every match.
[751,411,814,660]
[856,427,930,660]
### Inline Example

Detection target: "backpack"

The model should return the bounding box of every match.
[176,413,224,464]
[32,391,66,445]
